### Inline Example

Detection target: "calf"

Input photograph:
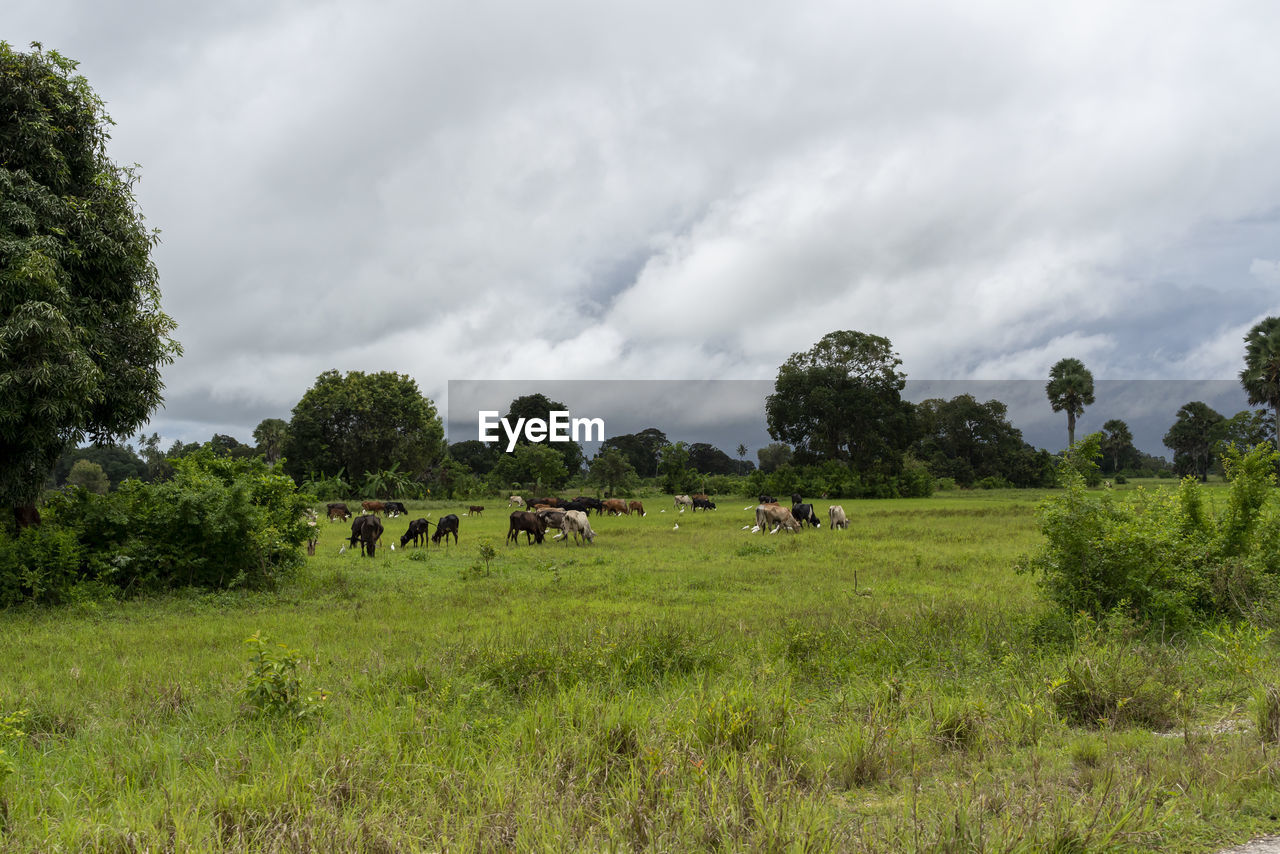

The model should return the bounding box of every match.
[382,501,408,517]
[467,505,485,516]
[432,514,460,545]
[507,510,546,545]
[401,518,432,548]
[692,497,716,511]
[828,505,849,530]
[791,503,821,528]
[628,500,645,517]
[326,502,352,522]
[349,514,384,556]
[563,510,596,545]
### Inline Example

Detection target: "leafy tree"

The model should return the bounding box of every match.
[736,443,748,462]
[1241,316,1280,445]
[1164,401,1226,482]
[1062,432,1104,487]
[756,442,794,474]
[134,432,169,481]
[588,448,638,497]
[912,395,1046,487]
[687,442,744,475]
[0,43,181,527]
[1217,409,1272,455]
[51,443,146,488]
[1099,419,1137,475]
[252,418,289,465]
[66,459,109,494]
[448,440,500,476]
[658,442,693,494]
[765,330,916,473]
[490,442,569,490]
[210,434,255,459]
[283,370,445,483]
[503,393,584,477]
[599,428,668,478]
[1046,358,1095,449]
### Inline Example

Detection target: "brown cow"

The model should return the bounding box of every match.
[467,505,484,516]
[361,500,386,515]
[326,502,352,522]
[628,500,645,517]
[507,511,546,545]
[602,498,630,516]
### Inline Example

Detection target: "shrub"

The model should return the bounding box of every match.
[1,452,313,605]
[240,632,327,722]
[1024,444,1280,625]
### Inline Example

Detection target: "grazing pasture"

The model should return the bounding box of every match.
[2,489,1279,851]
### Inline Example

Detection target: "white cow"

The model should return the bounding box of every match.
[508,495,525,507]
[563,510,596,545]
[828,505,849,530]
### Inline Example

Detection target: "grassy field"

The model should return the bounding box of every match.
[3,489,1280,852]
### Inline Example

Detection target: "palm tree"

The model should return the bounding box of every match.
[252,418,289,465]
[1046,358,1096,449]
[1240,317,1280,447]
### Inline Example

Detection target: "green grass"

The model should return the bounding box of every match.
[3,490,1280,851]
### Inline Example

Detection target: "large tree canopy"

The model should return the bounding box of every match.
[765,330,915,473]
[1164,401,1225,482]
[282,370,445,482]
[913,394,1052,487]
[0,43,181,521]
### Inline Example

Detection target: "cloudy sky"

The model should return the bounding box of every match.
[9,1,1280,453]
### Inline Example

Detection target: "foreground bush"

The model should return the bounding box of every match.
[0,452,313,605]
[1026,444,1280,626]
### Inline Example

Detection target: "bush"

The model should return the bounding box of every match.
[1,452,313,606]
[1025,444,1280,625]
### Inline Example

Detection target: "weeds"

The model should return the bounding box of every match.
[240,631,327,722]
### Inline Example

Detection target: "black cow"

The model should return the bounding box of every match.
[326,502,352,521]
[383,501,408,517]
[574,496,605,515]
[507,510,546,545]
[758,495,777,505]
[791,503,821,528]
[560,499,589,513]
[692,497,717,511]
[432,514,460,545]
[791,493,803,506]
[400,518,432,548]
[349,514,384,557]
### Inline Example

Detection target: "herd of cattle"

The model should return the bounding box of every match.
[320,493,850,558]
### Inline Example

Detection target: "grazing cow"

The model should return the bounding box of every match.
[602,498,630,516]
[349,514,384,556]
[467,505,484,516]
[756,503,801,533]
[562,510,596,545]
[573,496,605,515]
[382,501,408,517]
[791,493,803,506]
[401,518,432,548]
[326,502,352,522]
[692,493,709,502]
[828,505,849,530]
[692,498,717,511]
[509,495,525,507]
[529,497,560,508]
[674,495,693,511]
[507,511,546,545]
[791,503,821,528]
[559,499,589,513]
[361,500,386,516]
[628,500,645,517]
[432,514,460,545]
[537,508,568,537]
[758,495,777,505]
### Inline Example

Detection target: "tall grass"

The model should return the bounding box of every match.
[1,490,1279,850]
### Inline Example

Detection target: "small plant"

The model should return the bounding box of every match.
[240,632,327,722]
[461,540,499,579]
[0,706,27,789]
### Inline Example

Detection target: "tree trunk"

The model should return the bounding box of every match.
[1067,412,1077,449]
[13,503,40,530]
